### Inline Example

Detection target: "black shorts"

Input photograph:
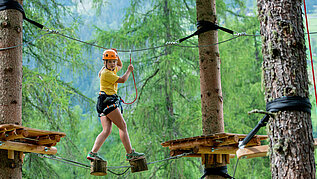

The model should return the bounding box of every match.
[96,92,119,117]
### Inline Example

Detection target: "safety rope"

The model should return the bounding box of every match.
[120,50,138,105]
[303,0,317,108]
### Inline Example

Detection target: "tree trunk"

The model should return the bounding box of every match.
[196,0,224,178]
[0,0,23,178]
[163,0,177,178]
[258,0,316,178]
[196,0,223,136]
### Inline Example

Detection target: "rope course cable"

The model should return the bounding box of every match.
[232,158,240,178]
[35,152,192,176]
[0,32,52,51]
[46,28,244,52]
[1,25,317,53]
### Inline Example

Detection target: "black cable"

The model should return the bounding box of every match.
[232,158,240,178]
[0,32,52,51]
[108,168,130,176]
[36,152,192,174]
[37,154,90,169]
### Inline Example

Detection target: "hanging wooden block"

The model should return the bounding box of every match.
[90,159,107,176]
[129,157,148,173]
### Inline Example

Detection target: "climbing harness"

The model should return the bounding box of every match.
[98,91,123,114]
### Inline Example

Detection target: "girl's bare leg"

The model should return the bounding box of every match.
[107,108,132,154]
[91,116,112,153]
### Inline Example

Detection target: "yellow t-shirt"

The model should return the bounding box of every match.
[100,67,120,95]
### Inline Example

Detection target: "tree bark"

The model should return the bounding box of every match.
[0,0,23,178]
[258,0,316,178]
[196,0,224,178]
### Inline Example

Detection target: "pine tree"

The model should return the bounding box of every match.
[0,0,23,178]
[258,0,316,178]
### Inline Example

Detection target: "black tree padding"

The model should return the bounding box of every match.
[0,0,44,29]
[238,96,311,148]
[201,166,234,179]
[178,20,234,43]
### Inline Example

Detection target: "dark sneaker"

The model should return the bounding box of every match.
[126,149,145,161]
[87,151,105,161]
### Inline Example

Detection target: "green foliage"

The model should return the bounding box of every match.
[21,0,94,177]
[88,0,271,178]
[20,0,309,178]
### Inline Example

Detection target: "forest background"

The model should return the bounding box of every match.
[20,0,317,178]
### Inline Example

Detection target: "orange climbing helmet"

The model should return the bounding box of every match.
[103,49,118,60]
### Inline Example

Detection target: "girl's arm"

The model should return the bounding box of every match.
[117,56,123,71]
[111,48,123,71]
[116,64,133,83]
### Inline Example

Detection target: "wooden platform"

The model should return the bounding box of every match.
[0,124,66,155]
[162,133,317,161]
[162,133,267,156]
[162,133,269,165]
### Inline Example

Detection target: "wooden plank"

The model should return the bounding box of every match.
[19,151,24,163]
[0,132,5,140]
[5,129,28,141]
[162,133,268,147]
[38,135,55,145]
[8,150,14,159]
[197,146,238,154]
[224,154,230,164]
[236,145,268,159]
[167,139,216,150]
[218,135,239,146]
[237,138,317,159]
[244,137,261,147]
[216,154,222,163]
[0,140,57,155]
[0,124,66,137]
[162,133,229,146]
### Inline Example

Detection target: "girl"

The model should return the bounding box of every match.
[87,49,144,161]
